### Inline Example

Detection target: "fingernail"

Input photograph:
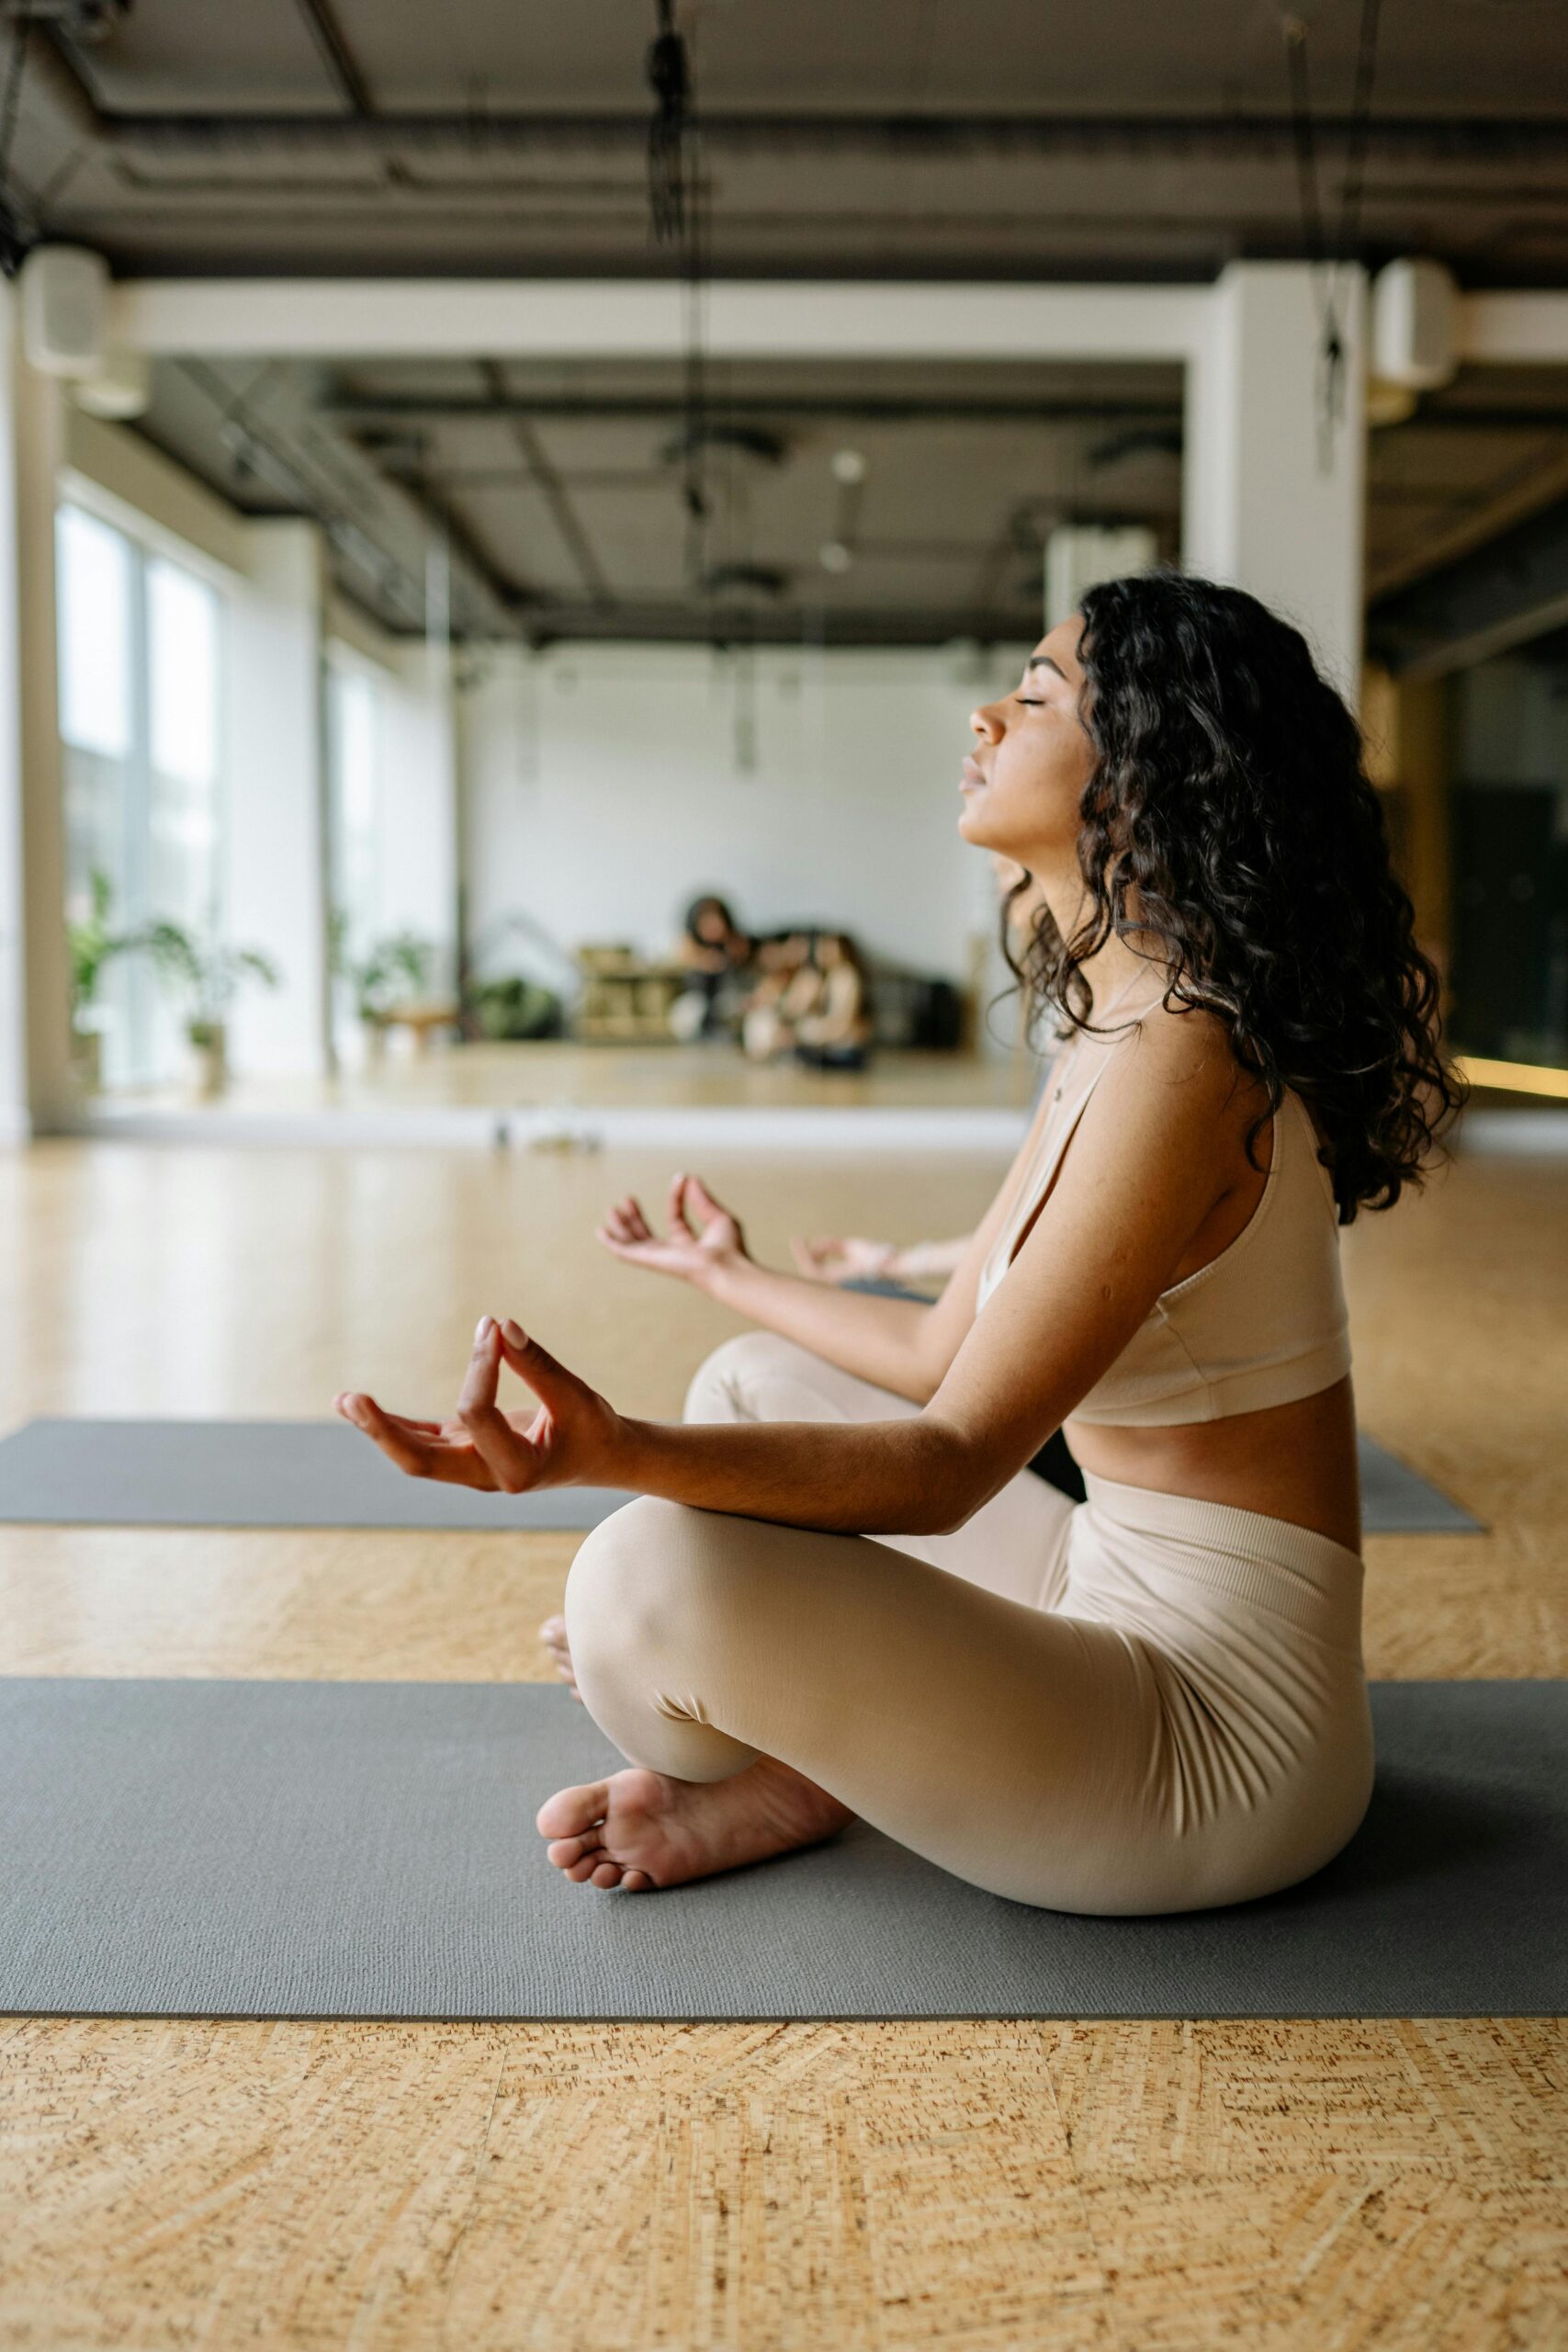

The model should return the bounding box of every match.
[503,1317,525,1343]
[475,1314,492,1343]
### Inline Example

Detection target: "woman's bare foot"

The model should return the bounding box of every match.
[536,1753,856,1894]
[538,1613,583,1703]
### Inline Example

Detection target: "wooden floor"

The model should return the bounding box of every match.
[0,1136,1564,2348]
[87,1035,1042,1118]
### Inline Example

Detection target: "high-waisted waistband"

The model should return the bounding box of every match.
[1076,1470,1364,1640]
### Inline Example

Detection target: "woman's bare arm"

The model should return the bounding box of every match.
[343,1017,1241,1533]
[600,1115,1050,1404]
[697,1159,1029,1403]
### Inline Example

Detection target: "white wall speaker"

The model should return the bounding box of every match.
[18,243,108,379]
[72,348,152,420]
[1371,258,1459,392]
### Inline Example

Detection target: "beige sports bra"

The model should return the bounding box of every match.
[975,982,1352,1427]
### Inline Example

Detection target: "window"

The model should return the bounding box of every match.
[56,502,224,1088]
[324,650,383,1055]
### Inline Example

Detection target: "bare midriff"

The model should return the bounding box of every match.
[1064,1373,1362,1555]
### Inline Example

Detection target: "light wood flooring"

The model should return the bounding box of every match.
[0,1136,1564,2348]
[85,1036,1042,1120]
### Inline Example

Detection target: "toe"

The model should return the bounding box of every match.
[536,1779,609,1838]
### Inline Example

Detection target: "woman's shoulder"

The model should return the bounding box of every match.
[1103,992,1270,1139]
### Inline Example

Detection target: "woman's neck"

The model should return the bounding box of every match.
[1031,860,1166,1021]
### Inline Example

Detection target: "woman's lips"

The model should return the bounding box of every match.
[960,758,987,793]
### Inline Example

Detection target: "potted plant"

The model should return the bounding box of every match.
[64,867,141,1093]
[136,921,282,1097]
[329,913,437,1058]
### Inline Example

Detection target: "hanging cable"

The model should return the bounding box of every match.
[646,0,690,243]
[1280,0,1384,475]
[645,0,712,595]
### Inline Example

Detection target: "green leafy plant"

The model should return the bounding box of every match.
[135,920,281,1043]
[328,911,436,1023]
[66,867,141,1022]
[466,974,563,1041]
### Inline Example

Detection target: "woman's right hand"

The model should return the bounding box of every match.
[596,1170,749,1287]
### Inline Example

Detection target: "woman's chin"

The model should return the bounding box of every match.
[956,797,998,847]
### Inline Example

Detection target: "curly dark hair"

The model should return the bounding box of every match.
[1001,571,1466,1222]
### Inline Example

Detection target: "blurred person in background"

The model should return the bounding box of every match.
[670,893,754,1041]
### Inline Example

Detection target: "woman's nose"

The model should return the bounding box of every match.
[969,701,1004,742]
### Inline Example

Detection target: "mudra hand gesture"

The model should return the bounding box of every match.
[334,1315,621,1493]
[596,1170,746,1286]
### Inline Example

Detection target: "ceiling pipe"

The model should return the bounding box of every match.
[50,101,1568,167]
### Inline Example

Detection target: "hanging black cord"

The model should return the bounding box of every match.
[644,1,713,594]
[1337,0,1384,269]
[647,0,690,244]
[1280,0,1384,473]
[680,145,713,592]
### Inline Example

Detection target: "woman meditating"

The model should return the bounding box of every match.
[334,572,1460,1913]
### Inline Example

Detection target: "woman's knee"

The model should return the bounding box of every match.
[682,1329,816,1424]
[564,1494,735,1664]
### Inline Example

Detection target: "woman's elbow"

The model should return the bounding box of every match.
[907,1424,992,1535]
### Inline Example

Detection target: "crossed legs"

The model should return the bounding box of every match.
[536,1336,1164,1908]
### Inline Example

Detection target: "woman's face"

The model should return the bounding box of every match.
[958,616,1097,866]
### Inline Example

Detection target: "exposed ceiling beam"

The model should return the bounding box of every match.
[1369,493,1568,674]
[292,0,375,121]
[476,361,614,610]
[389,461,531,635]
[1367,440,1568,601]
[489,600,1043,651]
[74,109,1568,165]
[324,393,1186,425]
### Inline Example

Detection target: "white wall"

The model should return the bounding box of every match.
[460,639,1031,1001]
[379,639,457,989]
[222,520,331,1076]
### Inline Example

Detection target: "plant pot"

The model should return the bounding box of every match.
[70,1025,103,1095]
[188,1022,228,1098]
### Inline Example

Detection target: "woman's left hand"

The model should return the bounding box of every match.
[333,1316,625,1493]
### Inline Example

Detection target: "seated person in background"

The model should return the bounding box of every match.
[740,932,821,1058]
[791,932,874,1070]
[670,893,754,1041]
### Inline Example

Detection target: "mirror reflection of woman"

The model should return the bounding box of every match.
[336,573,1461,1913]
[669,893,753,1042]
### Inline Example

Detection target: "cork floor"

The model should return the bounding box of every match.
[0,1136,1564,2349]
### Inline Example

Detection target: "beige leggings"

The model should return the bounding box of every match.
[563,1333,1376,1914]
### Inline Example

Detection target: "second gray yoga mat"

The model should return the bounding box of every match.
[1,1678,1561,2020]
[0,1417,1482,1532]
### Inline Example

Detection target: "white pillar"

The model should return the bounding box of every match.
[0,285,73,1140]
[222,518,333,1077]
[379,638,458,994]
[1183,263,1367,706]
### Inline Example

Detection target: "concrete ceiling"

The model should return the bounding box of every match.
[5,0,1568,285]
[16,2,1568,649]
[122,347,1568,650]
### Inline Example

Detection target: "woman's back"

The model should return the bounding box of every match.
[971,981,1362,1551]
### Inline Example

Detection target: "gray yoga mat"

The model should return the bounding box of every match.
[1,1677,1561,2020]
[0,1418,1482,1534]
[0,1418,635,1531]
